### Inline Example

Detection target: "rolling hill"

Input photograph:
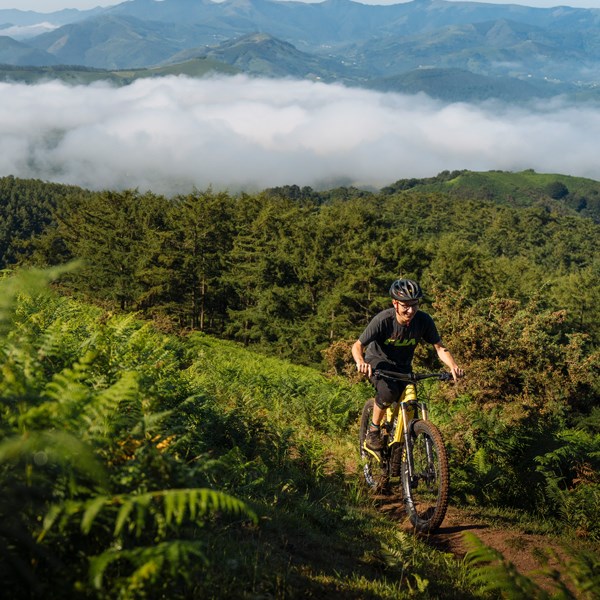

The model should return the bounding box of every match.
[381,169,600,222]
[161,32,356,81]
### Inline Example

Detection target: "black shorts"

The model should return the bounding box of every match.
[369,364,410,409]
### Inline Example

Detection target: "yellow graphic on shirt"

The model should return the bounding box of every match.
[384,338,416,347]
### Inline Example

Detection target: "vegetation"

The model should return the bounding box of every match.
[0,269,469,599]
[1,170,599,597]
[382,169,600,223]
[0,59,238,86]
[2,268,598,599]
[6,170,597,360]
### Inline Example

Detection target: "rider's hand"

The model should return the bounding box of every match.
[451,366,465,381]
[356,361,372,377]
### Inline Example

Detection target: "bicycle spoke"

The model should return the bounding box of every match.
[402,420,449,532]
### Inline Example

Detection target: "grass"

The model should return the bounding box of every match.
[2,271,597,598]
[384,169,600,222]
[178,332,482,598]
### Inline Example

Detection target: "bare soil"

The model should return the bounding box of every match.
[374,491,574,594]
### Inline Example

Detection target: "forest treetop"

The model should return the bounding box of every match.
[1,169,598,369]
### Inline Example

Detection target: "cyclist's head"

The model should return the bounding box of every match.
[389,278,423,302]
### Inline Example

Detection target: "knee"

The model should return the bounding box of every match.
[375,394,394,410]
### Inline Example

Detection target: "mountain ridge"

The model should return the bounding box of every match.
[1,0,600,102]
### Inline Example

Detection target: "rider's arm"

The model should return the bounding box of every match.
[352,339,372,377]
[433,341,464,381]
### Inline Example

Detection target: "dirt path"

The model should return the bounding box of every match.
[375,493,573,594]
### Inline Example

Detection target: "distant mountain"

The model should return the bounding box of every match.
[25,15,209,69]
[0,7,100,27]
[0,35,57,66]
[163,32,357,81]
[371,67,574,102]
[0,6,102,41]
[97,0,600,48]
[1,0,600,102]
[345,18,600,83]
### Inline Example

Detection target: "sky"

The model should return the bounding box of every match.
[1,75,599,195]
[1,0,600,13]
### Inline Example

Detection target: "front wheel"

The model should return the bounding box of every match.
[401,419,449,533]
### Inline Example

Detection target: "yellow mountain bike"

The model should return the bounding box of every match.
[359,369,451,533]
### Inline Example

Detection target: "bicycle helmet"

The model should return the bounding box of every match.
[389,278,423,302]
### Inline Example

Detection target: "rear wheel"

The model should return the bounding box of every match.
[401,419,449,533]
[359,398,388,491]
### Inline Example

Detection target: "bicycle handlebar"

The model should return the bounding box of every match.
[373,369,453,382]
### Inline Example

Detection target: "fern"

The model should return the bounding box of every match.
[463,532,590,600]
[567,547,600,598]
[42,487,256,538]
[36,487,256,595]
[81,371,142,439]
[14,351,96,431]
[89,539,207,595]
[464,532,549,599]
[0,429,108,489]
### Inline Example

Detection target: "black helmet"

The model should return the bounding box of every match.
[389,278,423,302]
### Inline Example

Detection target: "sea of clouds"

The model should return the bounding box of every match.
[1,74,600,195]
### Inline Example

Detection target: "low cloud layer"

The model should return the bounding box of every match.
[0,22,59,39]
[1,75,599,195]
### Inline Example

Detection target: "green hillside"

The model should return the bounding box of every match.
[2,171,599,361]
[383,169,600,223]
[1,269,598,598]
[1,169,599,596]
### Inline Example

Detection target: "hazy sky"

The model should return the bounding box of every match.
[1,0,599,14]
[1,75,599,195]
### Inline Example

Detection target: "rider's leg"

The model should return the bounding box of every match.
[366,377,406,451]
[371,403,385,427]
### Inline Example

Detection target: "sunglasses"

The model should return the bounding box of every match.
[394,301,419,313]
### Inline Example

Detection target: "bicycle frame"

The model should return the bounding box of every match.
[359,369,452,532]
[384,384,434,485]
[386,383,418,446]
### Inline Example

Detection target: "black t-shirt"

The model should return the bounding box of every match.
[358,307,441,371]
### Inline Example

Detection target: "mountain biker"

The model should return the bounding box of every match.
[351,278,464,452]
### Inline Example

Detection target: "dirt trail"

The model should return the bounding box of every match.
[375,493,573,594]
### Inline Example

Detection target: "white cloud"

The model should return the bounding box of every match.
[0,22,60,39]
[1,75,599,195]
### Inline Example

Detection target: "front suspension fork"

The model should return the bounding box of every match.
[400,400,429,483]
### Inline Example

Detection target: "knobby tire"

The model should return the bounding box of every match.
[401,419,449,533]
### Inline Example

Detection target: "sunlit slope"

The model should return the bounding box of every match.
[383,169,600,222]
[0,272,472,598]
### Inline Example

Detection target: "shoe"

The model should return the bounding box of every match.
[366,427,383,452]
